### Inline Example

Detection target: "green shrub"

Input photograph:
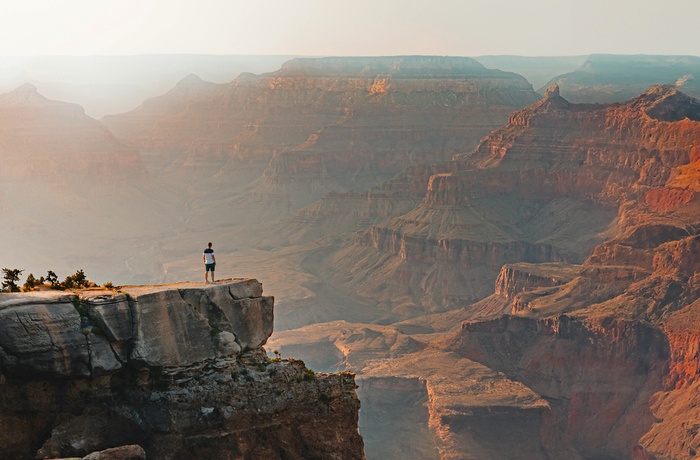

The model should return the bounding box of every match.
[303,367,316,381]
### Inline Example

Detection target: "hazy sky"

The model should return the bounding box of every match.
[1,0,698,57]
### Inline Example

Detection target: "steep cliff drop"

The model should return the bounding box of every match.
[0,280,364,459]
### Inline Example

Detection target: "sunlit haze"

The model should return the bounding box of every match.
[1,0,698,56]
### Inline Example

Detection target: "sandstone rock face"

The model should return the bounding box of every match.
[0,280,364,460]
[0,280,272,379]
[82,444,147,460]
[436,315,669,459]
[359,349,567,460]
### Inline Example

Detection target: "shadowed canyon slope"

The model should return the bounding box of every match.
[270,84,700,459]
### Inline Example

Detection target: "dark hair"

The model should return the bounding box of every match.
[208,242,212,247]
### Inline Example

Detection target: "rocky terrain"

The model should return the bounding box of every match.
[5,55,700,459]
[6,54,542,316]
[270,84,700,459]
[0,279,364,459]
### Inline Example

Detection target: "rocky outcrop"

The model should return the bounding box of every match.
[269,323,567,459]
[0,280,270,379]
[0,280,364,460]
[359,348,569,460]
[493,262,582,313]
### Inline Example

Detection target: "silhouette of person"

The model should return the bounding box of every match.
[203,242,216,283]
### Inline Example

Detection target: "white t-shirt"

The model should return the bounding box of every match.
[203,248,215,264]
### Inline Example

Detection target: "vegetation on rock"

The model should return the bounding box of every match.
[0,267,97,292]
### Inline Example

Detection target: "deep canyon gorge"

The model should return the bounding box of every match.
[1,54,700,459]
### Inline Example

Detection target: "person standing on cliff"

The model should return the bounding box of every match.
[203,242,216,283]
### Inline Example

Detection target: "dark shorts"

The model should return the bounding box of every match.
[205,263,216,272]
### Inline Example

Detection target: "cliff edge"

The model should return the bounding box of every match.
[0,279,364,459]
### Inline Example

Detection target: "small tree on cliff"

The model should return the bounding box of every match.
[22,273,38,292]
[61,269,92,290]
[46,270,59,289]
[1,268,24,292]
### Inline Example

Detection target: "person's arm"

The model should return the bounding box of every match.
[213,254,216,264]
[203,254,206,263]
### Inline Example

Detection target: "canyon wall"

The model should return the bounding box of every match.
[322,84,699,320]
[268,85,700,459]
[0,280,364,459]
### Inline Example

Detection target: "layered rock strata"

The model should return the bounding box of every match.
[435,315,669,459]
[327,84,699,317]
[0,280,364,459]
[272,85,700,458]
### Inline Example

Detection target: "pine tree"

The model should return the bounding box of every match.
[1,268,24,292]
[22,273,38,291]
[46,270,59,289]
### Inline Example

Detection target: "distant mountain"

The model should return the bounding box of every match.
[0,55,294,117]
[0,84,180,285]
[541,54,700,102]
[475,55,588,89]
[0,83,141,179]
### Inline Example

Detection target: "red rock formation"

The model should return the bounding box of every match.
[304,85,700,458]
[435,314,669,459]
[326,84,700,318]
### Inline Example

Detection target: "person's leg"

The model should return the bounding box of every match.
[211,265,215,283]
[204,267,209,283]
